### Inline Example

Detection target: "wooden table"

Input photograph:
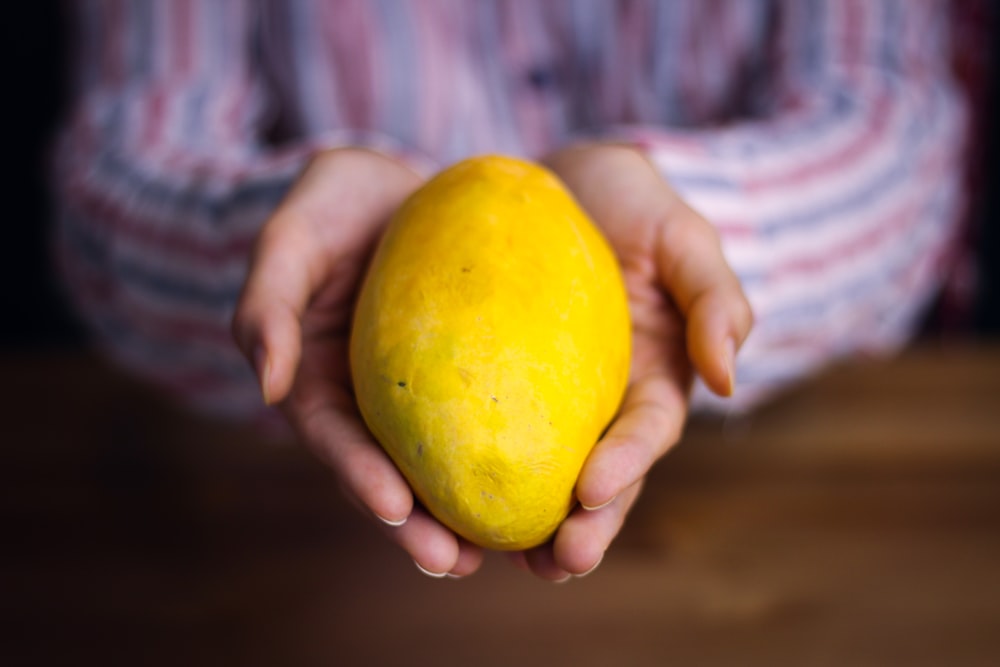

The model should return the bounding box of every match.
[3,345,999,666]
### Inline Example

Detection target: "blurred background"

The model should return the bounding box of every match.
[2,2,999,666]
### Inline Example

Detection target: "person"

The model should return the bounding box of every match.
[52,0,968,581]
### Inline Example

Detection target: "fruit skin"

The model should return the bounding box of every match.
[349,155,631,550]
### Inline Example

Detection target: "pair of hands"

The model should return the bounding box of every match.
[232,144,752,581]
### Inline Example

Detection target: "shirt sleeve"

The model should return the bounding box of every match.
[608,0,969,412]
[52,0,424,420]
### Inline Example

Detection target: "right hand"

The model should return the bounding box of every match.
[232,147,487,578]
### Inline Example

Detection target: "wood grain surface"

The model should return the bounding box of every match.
[2,345,999,666]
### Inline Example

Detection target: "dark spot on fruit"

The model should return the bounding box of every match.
[490,395,498,403]
[397,381,406,388]
[416,442,424,457]
[461,266,471,273]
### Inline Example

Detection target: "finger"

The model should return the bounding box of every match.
[554,479,644,575]
[449,539,486,578]
[523,544,572,583]
[336,462,483,578]
[654,200,754,396]
[291,389,414,526]
[383,506,462,577]
[575,373,687,511]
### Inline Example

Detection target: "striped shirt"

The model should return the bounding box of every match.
[53,0,969,419]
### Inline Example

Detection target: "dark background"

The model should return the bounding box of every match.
[2,2,81,348]
[2,2,998,350]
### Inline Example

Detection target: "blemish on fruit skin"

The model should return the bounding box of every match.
[397,381,407,388]
[416,442,424,457]
[490,394,498,403]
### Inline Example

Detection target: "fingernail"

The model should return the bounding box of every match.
[552,573,573,584]
[580,495,617,512]
[721,337,736,397]
[414,561,448,579]
[575,555,604,578]
[375,513,408,527]
[254,345,271,405]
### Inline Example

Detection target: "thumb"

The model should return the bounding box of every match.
[231,147,426,405]
[232,220,315,405]
[653,199,753,397]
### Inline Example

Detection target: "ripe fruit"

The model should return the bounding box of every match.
[350,155,631,550]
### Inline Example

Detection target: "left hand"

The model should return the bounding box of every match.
[508,143,753,581]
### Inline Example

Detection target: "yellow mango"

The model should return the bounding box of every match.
[349,155,631,550]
